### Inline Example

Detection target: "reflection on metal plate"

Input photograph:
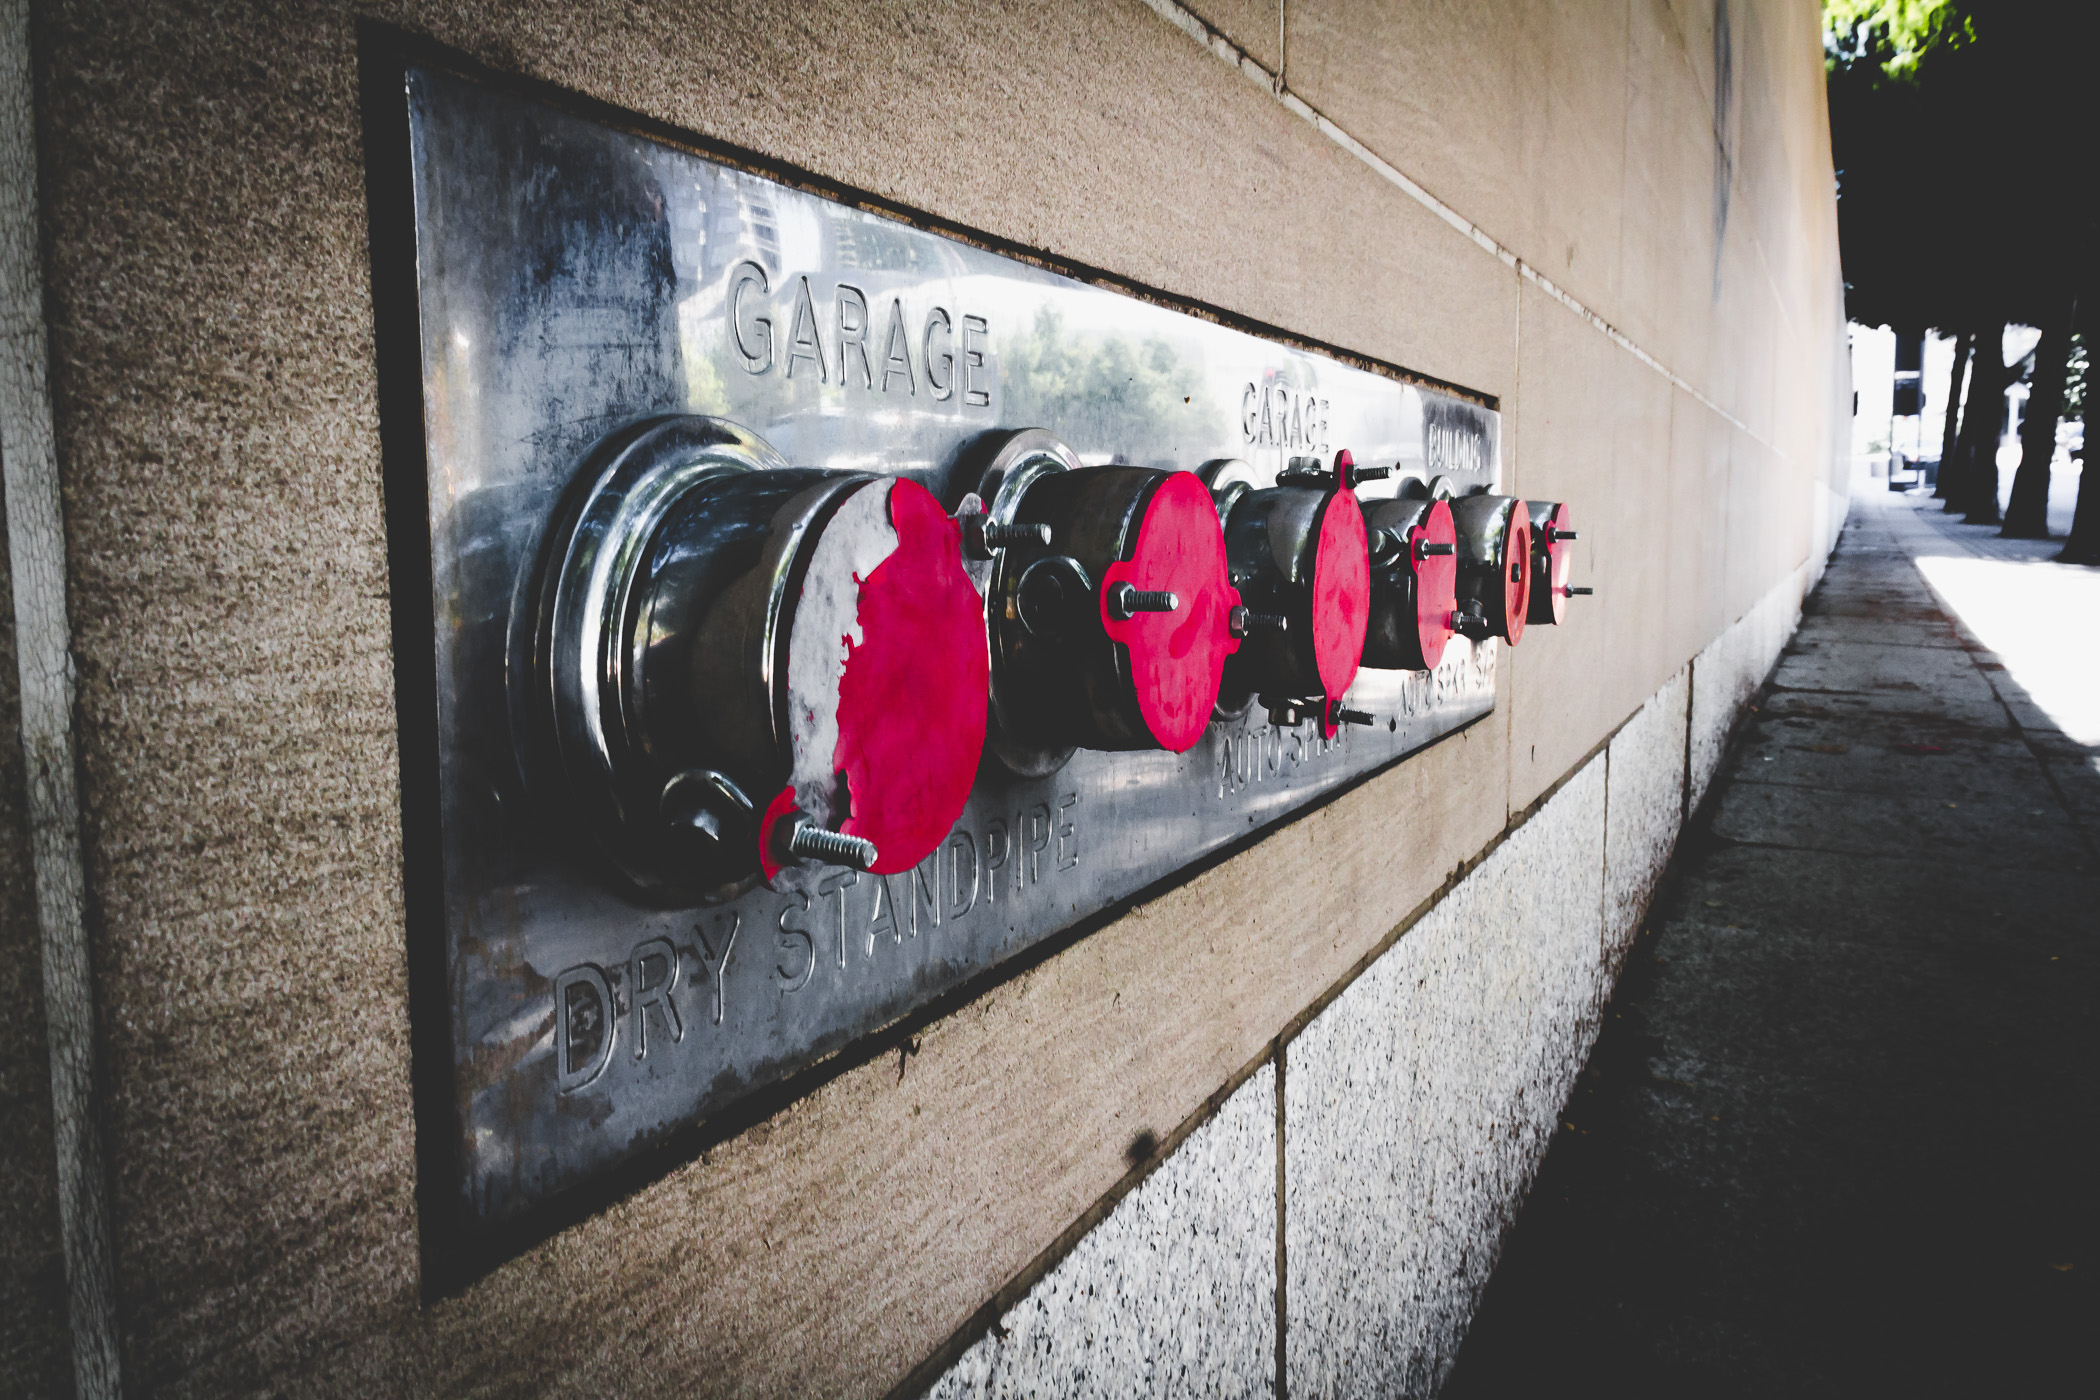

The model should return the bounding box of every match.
[393,65,1501,1234]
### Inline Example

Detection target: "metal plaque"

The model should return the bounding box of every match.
[388,64,1501,1235]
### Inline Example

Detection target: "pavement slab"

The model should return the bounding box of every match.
[1443,491,2096,1398]
[1787,611,1967,649]
[1772,638,1999,698]
[1711,780,2090,871]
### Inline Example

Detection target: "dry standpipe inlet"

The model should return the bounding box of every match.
[397,54,1576,1235]
[527,416,990,902]
[527,417,1587,900]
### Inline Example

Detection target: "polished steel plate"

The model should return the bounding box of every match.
[390,64,1501,1234]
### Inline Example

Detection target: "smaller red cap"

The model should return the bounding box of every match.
[1543,504,1574,625]
[1502,513,1531,645]
[1311,489,1370,735]
[1411,498,1459,670]
[1100,471,1241,753]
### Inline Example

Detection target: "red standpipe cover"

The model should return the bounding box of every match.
[1543,504,1573,625]
[1099,470,1241,752]
[1411,497,1458,670]
[1311,487,1370,733]
[1502,512,1532,645]
[765,477,989,880]
[835,479,989,872]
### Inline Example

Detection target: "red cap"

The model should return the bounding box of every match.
[1100,471,1241,752]
[1502,512,1531,645]
[769,477,989,879]
[1411,498,1458,670]
[1311,489,1370,734]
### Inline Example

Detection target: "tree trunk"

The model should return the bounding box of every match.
[2003,295,2076,537]
[1962,335,2012,525]
[1931,329,1971,498]
[1946,320,2005,514]
[2058,324,2100,564]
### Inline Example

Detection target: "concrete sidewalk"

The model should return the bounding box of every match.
[1441,491,2096,1397]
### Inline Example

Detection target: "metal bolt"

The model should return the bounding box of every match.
[1229,605,1287,637]
[1262,696,1310,726]
[779,812,878,871]
[1329,449,1390,490]
[983,521,1052,549]
[1415,539,1456,558]
[1107,581,1179,620]
[1566,585,1594,596]
[1331,706,1376,727]
[1550,527,1579,542]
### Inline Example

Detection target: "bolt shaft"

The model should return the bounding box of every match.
[983,521,1052,549]
[1229,605,1288,636]
[786,820,878,871]
[1416,540,1456,557]
[1108,582,1179,619]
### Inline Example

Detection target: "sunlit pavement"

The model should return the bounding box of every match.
[1441,489,2095,1398]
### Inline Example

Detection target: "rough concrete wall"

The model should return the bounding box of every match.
[1283,757,1608,1397]
[11,0,1843,1394]
[1606,671,1692,967]
[926,1064,1280,1399]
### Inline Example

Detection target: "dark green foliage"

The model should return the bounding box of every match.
[1824,1,2096,336]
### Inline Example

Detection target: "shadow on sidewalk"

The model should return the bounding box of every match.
[1440,494,2096,1398]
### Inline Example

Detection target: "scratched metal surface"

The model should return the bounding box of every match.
[399,66,1501,1231]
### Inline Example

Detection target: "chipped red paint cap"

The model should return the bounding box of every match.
[764,477,988,880]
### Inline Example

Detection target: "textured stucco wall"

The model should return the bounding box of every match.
[0,487,74,1400]
[3,0,1843,1395]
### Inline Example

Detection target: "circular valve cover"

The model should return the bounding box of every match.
[1450,494,1532,645]
[531,415,987,899]
[1362,496,1458,671]
[764,477,989,878]
[1525,501,1575,626]
[1219,482,1370,735]
[1310,489,1371,705]
[1097,470,1242,751]
[1502,512,1532,643]
[980,434,1239,767]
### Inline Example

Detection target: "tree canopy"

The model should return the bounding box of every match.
[1824,0,2095,334]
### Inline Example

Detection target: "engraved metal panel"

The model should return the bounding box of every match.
[391,66,1502,1235]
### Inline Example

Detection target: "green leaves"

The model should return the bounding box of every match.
[1823,0,1974,82]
